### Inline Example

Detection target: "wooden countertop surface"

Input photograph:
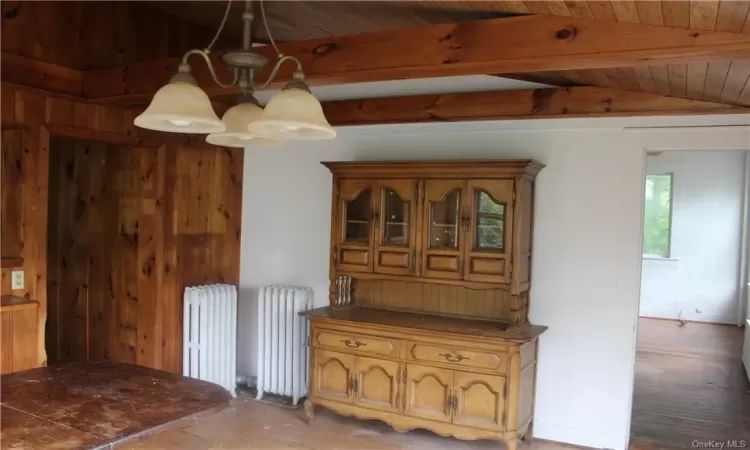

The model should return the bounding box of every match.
[302,306,547,342]
[0,361,230,449]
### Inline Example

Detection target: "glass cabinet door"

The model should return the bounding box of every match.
[336,179,375,273]
[374,179,417,275]
[428,189,461,250]
[464,179,514,283]
[421,179,467,280]
[343,188,371,244]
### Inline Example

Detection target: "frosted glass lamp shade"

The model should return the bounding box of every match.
[134,81,225,134]
[249,88,336,140]
[206,103,282,148]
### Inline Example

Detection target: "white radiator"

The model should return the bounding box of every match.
[183,284,238,397]
[256,286,312,406]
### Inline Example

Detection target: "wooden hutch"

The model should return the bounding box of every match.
[302,160,546,450]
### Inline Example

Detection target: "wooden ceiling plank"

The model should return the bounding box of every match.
[744,5,750,32]
[610,1,641,23]
[524,1,551,14]
[650,65,673,96]
[586,1,617,21]
[633,66,658,94]
[668,64,689,97]
[690,0,720,30]
[720,60,750,103]
[663,1,691,28]
[322,86,747,126]
[630,2,662,95]
[606,67,642,92]
[715,0,750,33]
[711,2,750,104]
[81,14,750,103]
[686,62,710,99]
[545,0,573,17]
[737,75,750,104]
[493,1,532,14]
[564,1,595,19]
[635,1,665,26]
[691,0,730,103]
[703,60,733,101]
[573,69,613,89]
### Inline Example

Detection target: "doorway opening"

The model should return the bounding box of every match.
[630,150,750,449]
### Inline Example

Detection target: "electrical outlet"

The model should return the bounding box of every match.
[11,270,24,290]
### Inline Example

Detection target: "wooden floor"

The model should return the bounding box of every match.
[630,318,750,450]
[130,318,750,450]
[126,395,574,450]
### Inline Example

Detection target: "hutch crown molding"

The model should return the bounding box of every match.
[303,159,546,450]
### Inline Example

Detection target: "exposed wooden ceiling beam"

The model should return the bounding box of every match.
[322,87,748,126]
[81,14,750,103]
[1,53,82,97]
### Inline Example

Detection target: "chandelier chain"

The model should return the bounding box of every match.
[206,0,233,53]
[260,0,283,58]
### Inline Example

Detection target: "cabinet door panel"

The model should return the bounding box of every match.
[453,370,507,431]
[336,179,375,273]
[374,179,418,276]
[404,364,453,423]
[464,179,514,284]
[421,180,467,280]
[312,350,356,404]
[355,357,400,413]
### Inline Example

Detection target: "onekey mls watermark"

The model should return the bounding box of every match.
[692,440,748,449]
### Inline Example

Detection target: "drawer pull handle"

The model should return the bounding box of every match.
[341,339,366,348]
[439,352,469,363]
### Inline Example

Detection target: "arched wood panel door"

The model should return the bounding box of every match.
[463,179,515,284]
[334,179,376,273]
[420,180,467,280]
[374,179,418,276]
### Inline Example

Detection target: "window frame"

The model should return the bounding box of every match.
[642,172,674,259]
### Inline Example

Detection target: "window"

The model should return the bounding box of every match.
[643,173,673,258]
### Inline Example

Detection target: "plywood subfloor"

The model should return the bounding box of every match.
[630,318,750,450]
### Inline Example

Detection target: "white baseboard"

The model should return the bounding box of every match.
[743,320,750,383]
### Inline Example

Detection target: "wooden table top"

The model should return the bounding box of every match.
[0,361,229,449]
[303,306,547,342]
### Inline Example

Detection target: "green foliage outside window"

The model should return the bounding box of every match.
[476,192,505,251]
[643,174,672,257]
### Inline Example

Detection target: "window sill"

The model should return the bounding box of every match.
[642,255,679,262]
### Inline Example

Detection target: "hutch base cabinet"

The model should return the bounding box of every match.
[304,160,547,450]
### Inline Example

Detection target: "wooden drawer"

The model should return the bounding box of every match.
[406,341,507,372]
[313,329,399,358]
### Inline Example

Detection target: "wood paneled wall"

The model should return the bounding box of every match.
[0,1,233,69]
[1,129,24,258]
[2,83,242,372]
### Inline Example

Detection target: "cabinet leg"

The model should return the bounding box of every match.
[504,438,518,450]
[303,399,315,425]
[522,421,534,443]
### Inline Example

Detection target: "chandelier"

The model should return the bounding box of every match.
[134,0,336,147]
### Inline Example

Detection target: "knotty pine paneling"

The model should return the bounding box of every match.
[1,129,24,258]
[3,82,242,372]
[0,1,233,70]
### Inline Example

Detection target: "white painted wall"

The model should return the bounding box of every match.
[237,115,750,450]
[639,151,746,324]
